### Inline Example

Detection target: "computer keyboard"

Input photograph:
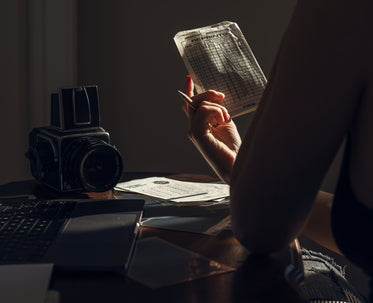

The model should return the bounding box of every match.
[0,200,76,263]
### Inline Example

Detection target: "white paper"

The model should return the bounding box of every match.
[115,177,229,203]
[174,21,267,118]
[0,263,54,303]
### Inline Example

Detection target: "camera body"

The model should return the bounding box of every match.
[27,85,123,192]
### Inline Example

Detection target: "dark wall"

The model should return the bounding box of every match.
[77,0,300,178]
[1,0,341,192]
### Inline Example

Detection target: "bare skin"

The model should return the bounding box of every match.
[182,0,373,255]
[182,75,241,184]
[184,77,341,255]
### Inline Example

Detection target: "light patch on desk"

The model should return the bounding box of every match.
[128,237,234,289]
[141,213,230,235]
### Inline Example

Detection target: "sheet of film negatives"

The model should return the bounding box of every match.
[175,21,267,118]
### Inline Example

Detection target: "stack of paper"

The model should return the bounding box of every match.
[115,177,229,205]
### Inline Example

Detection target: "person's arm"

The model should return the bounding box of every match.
[182,80,343,254]
[182,76,242,184]
[230,0,366,253]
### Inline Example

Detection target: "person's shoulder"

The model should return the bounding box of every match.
[297,0,372,14]
[299,0,373,35]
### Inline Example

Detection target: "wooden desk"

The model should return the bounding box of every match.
[0,173,306,303]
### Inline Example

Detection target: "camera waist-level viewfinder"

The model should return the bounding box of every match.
[26,85,124,192]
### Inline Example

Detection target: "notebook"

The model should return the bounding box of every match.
[0,197,144,273]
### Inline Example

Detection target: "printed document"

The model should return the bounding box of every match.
[115,177,229,204]
[174,21,267,118]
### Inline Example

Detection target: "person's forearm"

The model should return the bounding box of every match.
[230,83,269,188]
[191,136,238,184]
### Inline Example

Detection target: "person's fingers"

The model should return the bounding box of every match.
[191,90,225,107]
[182,76,195,116]
[199,101,231,124]
[192,101,231,128]
[182,76,228,121]
[184,75,194,97]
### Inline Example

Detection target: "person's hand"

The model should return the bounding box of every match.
[182,76,241,184]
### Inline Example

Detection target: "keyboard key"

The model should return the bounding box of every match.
[0,199,76,264]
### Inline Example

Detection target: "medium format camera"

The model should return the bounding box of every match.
[27,85,123,192]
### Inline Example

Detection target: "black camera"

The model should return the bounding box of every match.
[27,85,123,192]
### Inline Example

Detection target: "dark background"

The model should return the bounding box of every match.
[0,0,370,297]
[0,0,342,192]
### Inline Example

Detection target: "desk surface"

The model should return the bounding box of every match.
[0,173,305,303]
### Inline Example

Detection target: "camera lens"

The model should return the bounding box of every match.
[80,145,123,191]
[64,138,123,192]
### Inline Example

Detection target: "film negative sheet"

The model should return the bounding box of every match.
[174,21,267,118]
